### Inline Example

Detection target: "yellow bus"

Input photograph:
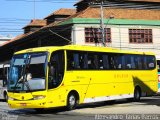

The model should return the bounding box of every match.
[7,45,158,110]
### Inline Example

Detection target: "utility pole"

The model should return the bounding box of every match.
[100,0,106,47]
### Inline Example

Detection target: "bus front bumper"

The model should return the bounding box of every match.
[8,99,48,109]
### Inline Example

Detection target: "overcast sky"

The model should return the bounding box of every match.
[0,0,77,37]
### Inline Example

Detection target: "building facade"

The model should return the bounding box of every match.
[70,0,160,56]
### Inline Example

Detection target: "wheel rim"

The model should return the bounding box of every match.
[136,90,140,99]
[135,89,140,100]
[69,95,76,107]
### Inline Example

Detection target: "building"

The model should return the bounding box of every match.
[0,0,160,63]
[71,0,160,54]
[23,19,47,34]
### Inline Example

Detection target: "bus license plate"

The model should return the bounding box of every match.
[20,103,27,106]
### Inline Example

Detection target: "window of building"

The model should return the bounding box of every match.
[85,28,111,43]
[129,29,152,43]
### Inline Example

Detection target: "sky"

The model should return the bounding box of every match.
[0,0,77,37]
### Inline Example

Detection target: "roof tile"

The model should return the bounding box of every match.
[23,19,47,28]
[45,8,76,19]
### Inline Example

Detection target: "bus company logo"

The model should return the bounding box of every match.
[21,96,24,100]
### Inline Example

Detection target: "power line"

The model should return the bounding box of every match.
[0,18,30,21]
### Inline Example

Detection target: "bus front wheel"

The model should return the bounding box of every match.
[134,87,141,102]
[67,93,78,110]
[4,92,8,102]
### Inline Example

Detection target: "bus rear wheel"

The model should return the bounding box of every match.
[134,87,141,102]
[67,93,78,110]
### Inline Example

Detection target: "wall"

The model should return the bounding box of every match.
[72,24,160,56]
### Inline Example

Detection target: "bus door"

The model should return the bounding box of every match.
[48,50,65,105]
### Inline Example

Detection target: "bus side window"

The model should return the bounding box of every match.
[73,53,80,69]
[147,56,156,69]
[102,54,109,69]
[67,51,88,70]
[143,56,148,69]
[98,53,104,69]
[111,54,121,69]
[113,55,118,69]
[67,51,74,70]
[79,52,88,69]
[74,52,88,69]
[116,54,125,69]
[87,53,94,69]
[125,55,132,69]
[108,55,114,69]
[134,56,139,69]
[131,56,136,69]
[137,56,143,70]
[88,53,99,70]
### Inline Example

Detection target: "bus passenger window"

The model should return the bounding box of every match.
[116,54,125,69]
[137,56,143,70]
[93,55,99,69]
[83,54,88,69]
[102,54,109,69]
[147,56,155,69]
[67,51,88,70]
[111,54,120,69]
[108,55,115,69]
[143,56,148,69]
[87,53,99,70]
[73,54,80,69]
[67,51,74,70]
[98,54,104,69]
[130,56,136,69]
[125,55,132,69]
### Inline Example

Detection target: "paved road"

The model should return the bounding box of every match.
[1,96,160,120]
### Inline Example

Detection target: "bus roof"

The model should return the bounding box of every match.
[15,45,155,55]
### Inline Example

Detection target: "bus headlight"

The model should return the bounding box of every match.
[33,95,46,100]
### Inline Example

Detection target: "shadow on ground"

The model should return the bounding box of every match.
[7,95,160,117]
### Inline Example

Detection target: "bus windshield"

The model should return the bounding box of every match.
[8,52,48,92]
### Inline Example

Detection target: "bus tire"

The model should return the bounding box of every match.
[134,87,141,102]
[67,93,78,110]
[4,91,8,102]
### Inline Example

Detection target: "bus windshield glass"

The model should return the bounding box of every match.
[8,52,48,92]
